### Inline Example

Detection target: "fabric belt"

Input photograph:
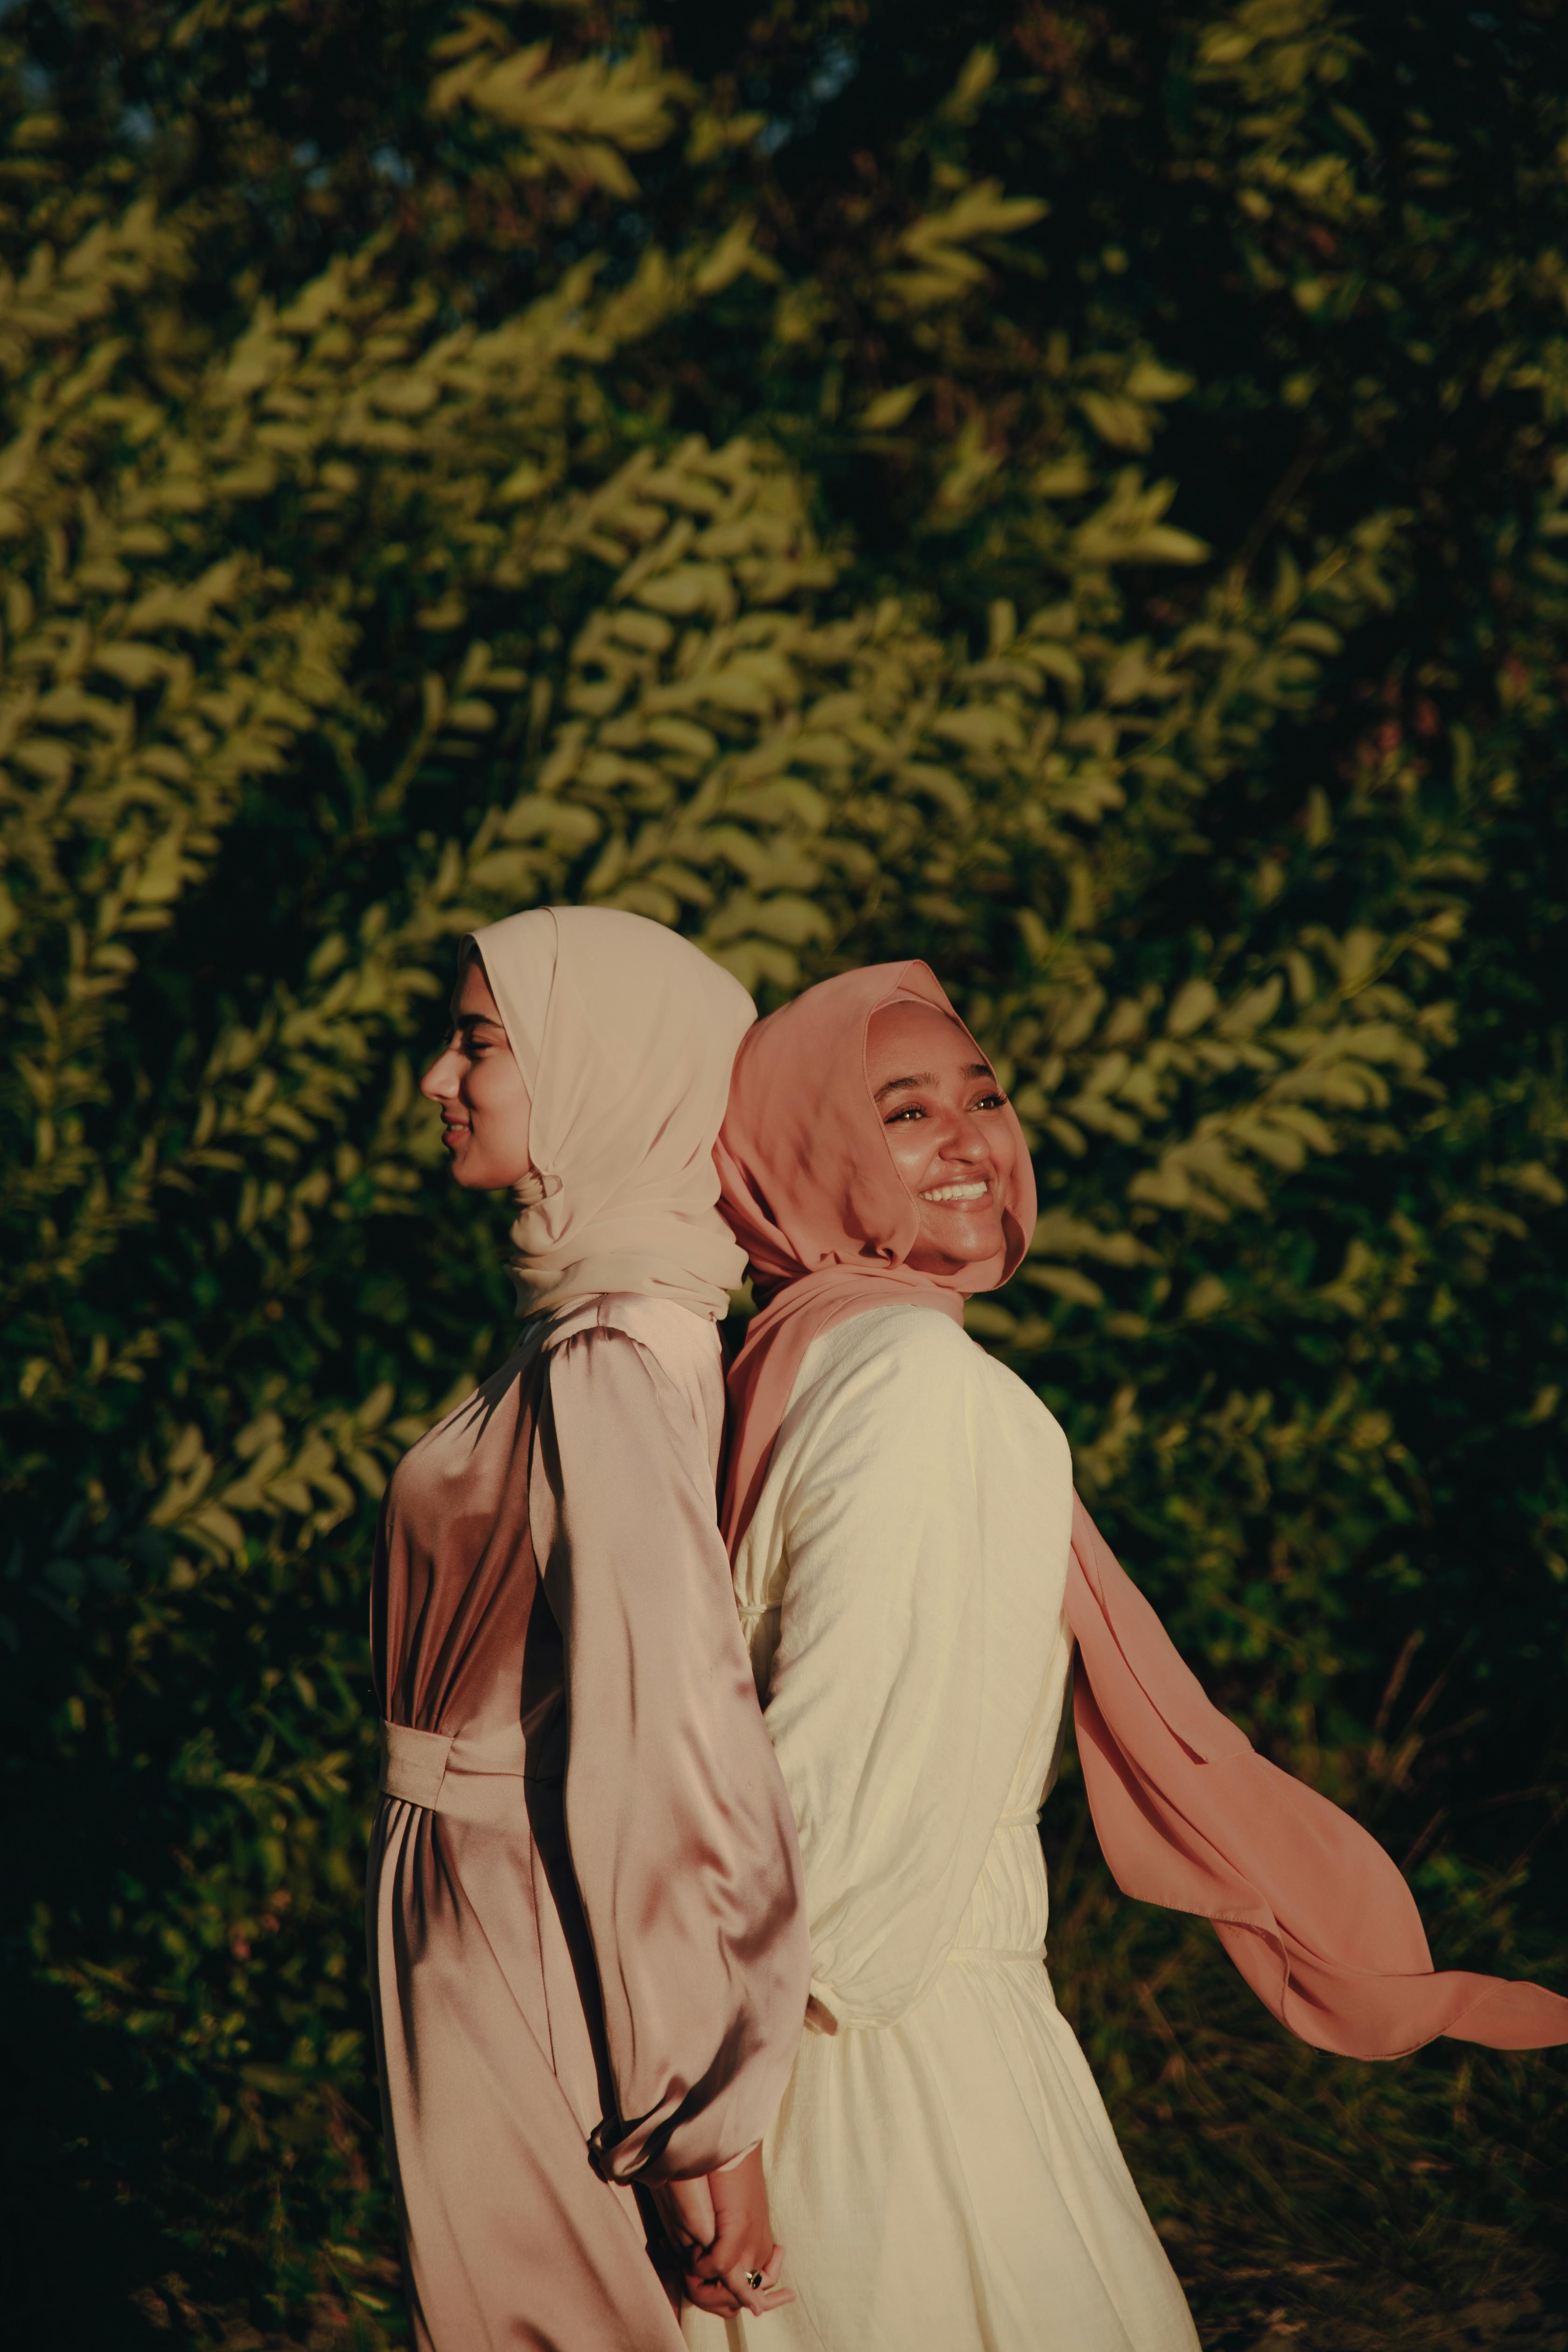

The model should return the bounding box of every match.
[379,1719,535,1813]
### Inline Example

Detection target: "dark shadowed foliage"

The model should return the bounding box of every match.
[0,2,1565,2343]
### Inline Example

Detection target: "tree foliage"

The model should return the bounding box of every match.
[2,3,1566,2345]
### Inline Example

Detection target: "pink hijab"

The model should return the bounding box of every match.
[717,960,1035,1548]
[718,963,1568,2058]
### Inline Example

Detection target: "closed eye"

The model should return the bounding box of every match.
[445,1015,506,1055]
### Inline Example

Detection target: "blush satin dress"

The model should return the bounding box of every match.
[368,1294,808,2352]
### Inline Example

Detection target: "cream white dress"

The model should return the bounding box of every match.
[686,1303,1199,2352]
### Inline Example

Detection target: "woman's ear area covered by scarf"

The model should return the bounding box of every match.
[464,917,553,1099]
[469,906,757,1324]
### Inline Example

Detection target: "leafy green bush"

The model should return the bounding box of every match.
[2,3,1565,2345]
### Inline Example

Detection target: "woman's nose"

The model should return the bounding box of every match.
[938,1113,990,1161]
[420,1049,460,1103]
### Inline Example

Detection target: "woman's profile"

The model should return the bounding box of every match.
[366,906,808,2349]
[688,957,1568,2352]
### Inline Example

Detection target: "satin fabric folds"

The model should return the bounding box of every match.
[368,910,809,2352]
[716,960,1568,2066]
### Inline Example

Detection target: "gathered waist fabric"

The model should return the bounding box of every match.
[951,1808,1050,1958]
[378,1719,560,1825]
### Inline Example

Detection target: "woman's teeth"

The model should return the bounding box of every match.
[922,1181,988,1203]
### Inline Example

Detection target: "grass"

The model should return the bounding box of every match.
[1047,1793,1568,2351]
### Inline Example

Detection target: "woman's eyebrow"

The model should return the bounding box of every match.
[873,1059,996,1102]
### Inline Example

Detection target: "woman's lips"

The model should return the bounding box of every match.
[920,1179,989,1203]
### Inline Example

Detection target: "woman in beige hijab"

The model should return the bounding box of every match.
[367,907,809,2350]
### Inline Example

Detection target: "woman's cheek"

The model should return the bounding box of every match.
[882,1130,931,1189]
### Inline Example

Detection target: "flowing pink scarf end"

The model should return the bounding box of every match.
[1066,1497,1568,2057]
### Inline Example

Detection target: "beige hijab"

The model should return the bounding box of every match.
[464,906,756,1322]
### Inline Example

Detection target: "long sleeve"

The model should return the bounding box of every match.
[759,1309,1071,2028]
[530,1324,810,2183]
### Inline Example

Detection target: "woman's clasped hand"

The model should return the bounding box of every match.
[653,2145,794,2319]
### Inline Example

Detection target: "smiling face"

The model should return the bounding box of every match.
[865,999,1017,1277]
[419,952,533,1190]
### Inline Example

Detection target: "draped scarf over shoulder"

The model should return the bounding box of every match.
[717,965,1568,2059]
[467,906,755,1323]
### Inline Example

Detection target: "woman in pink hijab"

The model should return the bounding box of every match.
[366,908,809,2351]
[689,959,1568,2352]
